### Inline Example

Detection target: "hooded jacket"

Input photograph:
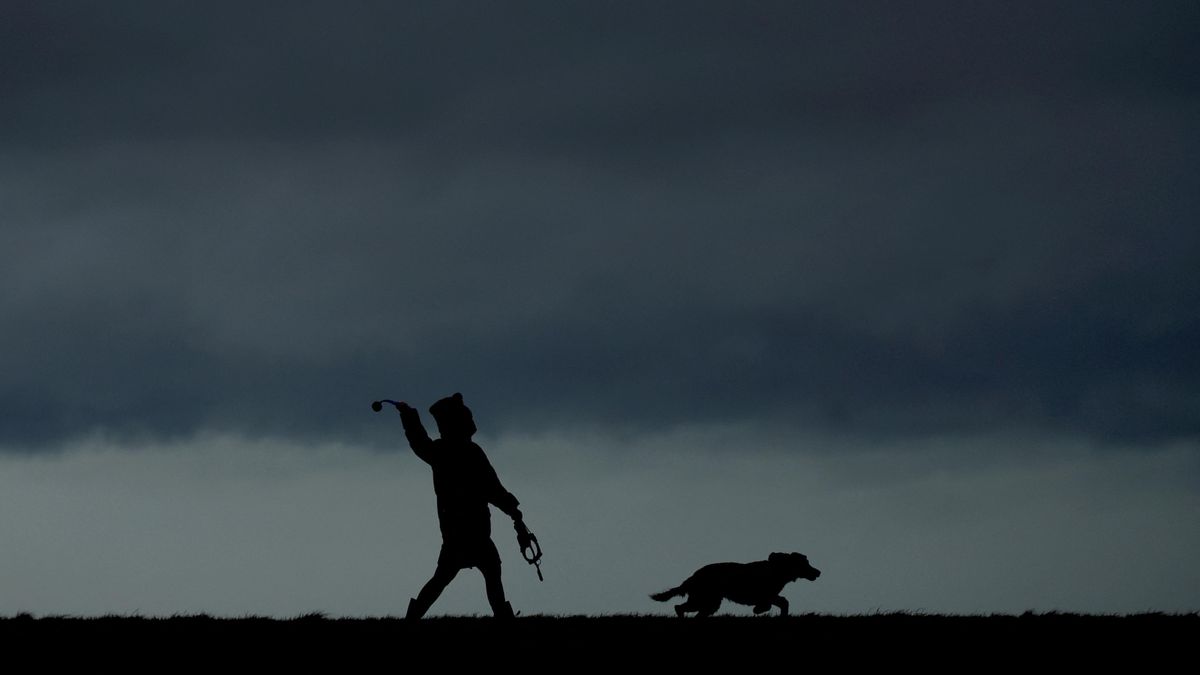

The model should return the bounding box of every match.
[399,395,521,544]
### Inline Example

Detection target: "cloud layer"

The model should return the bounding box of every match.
[5,3,1198,449]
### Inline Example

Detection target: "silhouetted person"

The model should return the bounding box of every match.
[394,393,530,619]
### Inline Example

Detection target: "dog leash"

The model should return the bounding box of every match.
[517,522,544,581]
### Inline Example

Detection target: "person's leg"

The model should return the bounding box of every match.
[477,540,513,618]
[407,554,460,620]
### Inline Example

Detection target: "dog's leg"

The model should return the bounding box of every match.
[772,593,792,614]
[695,597,722,618]
[675,597,699,617]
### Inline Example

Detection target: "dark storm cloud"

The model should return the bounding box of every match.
[2,2,1198,448]
[6,2,1197,146]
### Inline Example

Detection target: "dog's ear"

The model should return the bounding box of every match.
[769,552,784,563]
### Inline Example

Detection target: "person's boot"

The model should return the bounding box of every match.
[492,600,515,619]
[406,597,430,621]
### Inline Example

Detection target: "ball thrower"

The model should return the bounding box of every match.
[369,395,545,581]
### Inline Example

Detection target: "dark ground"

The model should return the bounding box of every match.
[2,613,1194,668]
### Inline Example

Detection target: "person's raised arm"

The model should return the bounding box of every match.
[396,402,435,464]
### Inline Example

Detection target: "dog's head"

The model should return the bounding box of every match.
[769,552,821,581]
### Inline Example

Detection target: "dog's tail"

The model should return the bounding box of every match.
[650,585,685,602]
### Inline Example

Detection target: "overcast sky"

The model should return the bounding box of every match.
[2,2,1197,616]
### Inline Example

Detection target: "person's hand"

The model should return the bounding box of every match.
[396,401,414,413]
[515,519,533,549]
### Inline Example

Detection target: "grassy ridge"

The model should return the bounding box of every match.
[2,613,1194,667]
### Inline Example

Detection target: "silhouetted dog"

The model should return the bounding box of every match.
[650,552,821,617]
